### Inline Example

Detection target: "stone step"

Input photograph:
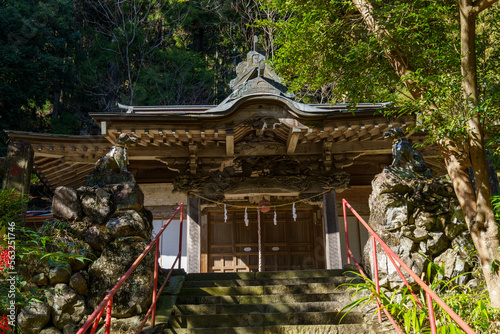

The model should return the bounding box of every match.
[178,282,346,296]
[183,269,345,281]
[182,275,352,288]
[174,301,351,315]
[176,292,351,305]
[168,311,366,329]
[161,323,395,334]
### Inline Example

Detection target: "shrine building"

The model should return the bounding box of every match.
[5,51,442,273]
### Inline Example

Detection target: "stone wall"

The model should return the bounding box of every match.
[17,169,155,333]
[363,168,474,290]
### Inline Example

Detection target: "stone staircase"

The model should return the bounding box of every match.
[159,269,395,334]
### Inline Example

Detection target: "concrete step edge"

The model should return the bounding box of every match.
[160,323,396,334]
[178,282,351,296]
[172,301,354,315]
[168,311,367,328]
[181,276,356,288]
[184,269,345,281]
[175,292,352,304]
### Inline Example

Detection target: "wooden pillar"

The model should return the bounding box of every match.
[186,193,201,273]
[323,190,342,269]
[2,141,33,223]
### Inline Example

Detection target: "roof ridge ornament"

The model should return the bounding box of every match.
[118,103,134,113]
[224,50,295,103]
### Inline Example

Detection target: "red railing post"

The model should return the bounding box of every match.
[77,204,184,334]
[371,235,382,323]
[427,292,437,334]
[151,240,160,327]
[90,306,105,334]
[104,297,113,334]
[343,200,350,264]
[341,198,476,334]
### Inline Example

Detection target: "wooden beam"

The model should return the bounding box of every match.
[330,140,391,154]
[226,130,234,156]
[34,157,53,166]
[47,165,92,185]
[323,138,333,171]
[189,143,198,175]
[286,128,301,154]
[43,163,84,179]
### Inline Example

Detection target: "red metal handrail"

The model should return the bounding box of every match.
[342,199,475,334]
[76,203,184,334]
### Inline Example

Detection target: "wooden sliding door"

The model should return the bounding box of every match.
[205,207,325,273]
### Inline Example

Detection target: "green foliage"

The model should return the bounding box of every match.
[0,0,277,142]
[258,0,500,143]
[51,112,81,135]
[0,189,91,313]
[0,188,28,223]
[135,49,216,106]
[493,195,500,222]
[343,261,500,333]
[0,0,79,137]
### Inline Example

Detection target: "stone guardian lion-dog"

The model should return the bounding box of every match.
[383,127,431,177]
[86,133,138,187]
[93,133,138,173]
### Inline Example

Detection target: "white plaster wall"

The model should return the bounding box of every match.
[153,219,187,270]
[139,183,187,207]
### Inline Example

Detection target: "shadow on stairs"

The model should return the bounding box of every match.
[143,269,396,334]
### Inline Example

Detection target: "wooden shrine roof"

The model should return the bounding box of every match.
[5,98,444,192]
[5,51,445,193]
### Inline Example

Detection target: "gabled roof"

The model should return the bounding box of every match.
[5,51,444,192]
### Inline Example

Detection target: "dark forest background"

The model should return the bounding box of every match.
[0,0,282,155]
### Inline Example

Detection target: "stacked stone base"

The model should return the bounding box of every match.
[363,168,474,290]
[18,171,154,334]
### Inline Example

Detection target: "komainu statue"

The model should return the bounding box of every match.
[383,127,432,178]
[86,133,138,186]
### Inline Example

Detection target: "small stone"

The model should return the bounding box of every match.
[63,323,80,334]
[17,301,51,334]
[465,279,481,289]
[410,253,426,278]
[383,205,408,231]
[427,232,450,255]
[52,186,82,221]
[106,210,152,240]
[68,241,94,272]
[45,284,87,330]
[40,327,62,334]
[69,272,89,297]
[400,225,414,237]
[412,227,428,241]
[78,186,114,225]
[31,272,48,285]
[107,183,144,212]
[414,211,435,230]
[49,265,72,285]
[83,225,111,251]
[398,236,414,254]
[444,216,467,240]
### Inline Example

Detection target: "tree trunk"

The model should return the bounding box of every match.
[352,0,500,307]
[458,0,500,307]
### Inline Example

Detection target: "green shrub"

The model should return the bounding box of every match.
[0,189,90,316]
[343,261,500,333]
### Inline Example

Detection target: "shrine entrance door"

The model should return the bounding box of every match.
[204,206,325,273]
